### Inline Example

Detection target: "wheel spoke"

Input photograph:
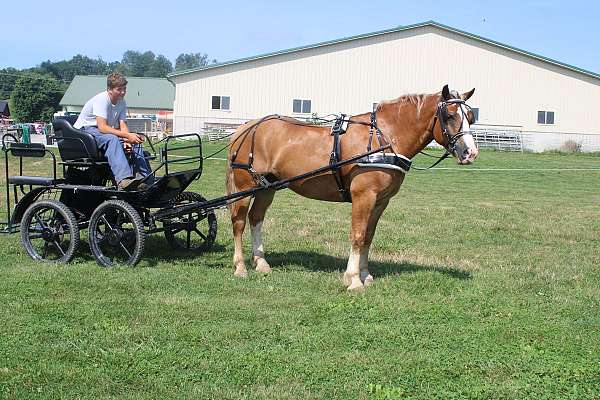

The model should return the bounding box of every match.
[119,241,133,258]
[34,212,49,229]
[194,228,207,240]
[100,215,114,230]
[53,240,66,257]
[28,233,43,239]
[116,210,124,227]
[186,229,191,248]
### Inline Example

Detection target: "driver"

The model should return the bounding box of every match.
[73,73,152,190]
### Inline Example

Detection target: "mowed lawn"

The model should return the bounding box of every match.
[0,144,599,399]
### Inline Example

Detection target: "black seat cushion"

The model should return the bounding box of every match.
[9,176,65,186]
[52,119,105,162]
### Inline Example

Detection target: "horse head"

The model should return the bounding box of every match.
[431,84,478,164]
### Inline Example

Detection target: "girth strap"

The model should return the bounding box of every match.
[330,116,351,202]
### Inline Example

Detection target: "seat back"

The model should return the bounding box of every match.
[52,119,103,161]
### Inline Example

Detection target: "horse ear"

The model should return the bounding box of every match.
[462,88,475,101]
[442,84,451,100]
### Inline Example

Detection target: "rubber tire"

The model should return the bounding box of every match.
[88,200,145,267]
[163,192,217,252]
[20,199,80,263]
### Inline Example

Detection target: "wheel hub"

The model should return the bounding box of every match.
[106,229,123,246]
[41,228,56,242]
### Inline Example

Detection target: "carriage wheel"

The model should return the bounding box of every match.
[89,200,145,267]
[20,199,80,263]
[163,192,217,252]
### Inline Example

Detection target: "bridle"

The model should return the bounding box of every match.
[432,98,474,156]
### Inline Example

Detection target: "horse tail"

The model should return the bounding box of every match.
[226,121,252,197]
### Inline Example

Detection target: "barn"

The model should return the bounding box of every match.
[167,21,600,151]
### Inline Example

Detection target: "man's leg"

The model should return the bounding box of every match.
[131,144,153,180]
[83,127,133,183]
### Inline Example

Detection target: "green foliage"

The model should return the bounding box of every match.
[39,54,114,82]
[121,50,173,77]
[0,67,20,100]
[10,73,65,122]
[175,52,217,71]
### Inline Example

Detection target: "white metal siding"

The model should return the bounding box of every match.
[171,26,600,136]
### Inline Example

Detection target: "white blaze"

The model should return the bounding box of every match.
[459,104,477,154]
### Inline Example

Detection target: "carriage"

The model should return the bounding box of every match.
[1,119,218,267]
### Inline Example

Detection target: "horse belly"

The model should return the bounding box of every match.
[287,174,346,202]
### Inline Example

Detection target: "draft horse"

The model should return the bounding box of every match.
[226,85,478,291]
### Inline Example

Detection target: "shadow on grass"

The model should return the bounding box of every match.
[265,250,472,280]
[75,237,228,268]
[74,238,470,280]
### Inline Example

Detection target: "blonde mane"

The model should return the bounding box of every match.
[376,93,430,118]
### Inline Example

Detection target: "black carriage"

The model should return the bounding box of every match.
[1,120,217,267]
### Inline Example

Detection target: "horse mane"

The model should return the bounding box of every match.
[377,93,436,119]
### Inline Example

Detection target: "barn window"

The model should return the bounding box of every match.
[212,96,230,110]
[537,110,554,124]
[471,107,479,123]
[293,99,311,114]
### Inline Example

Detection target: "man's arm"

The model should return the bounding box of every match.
[96,116,142,144]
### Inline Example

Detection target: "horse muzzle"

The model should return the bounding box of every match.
[453,133,479,164]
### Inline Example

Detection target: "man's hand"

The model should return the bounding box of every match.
[125,132,144,144]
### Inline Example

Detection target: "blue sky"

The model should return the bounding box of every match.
[2,0,598,74]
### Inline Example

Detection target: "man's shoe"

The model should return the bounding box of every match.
[118,177,140,191]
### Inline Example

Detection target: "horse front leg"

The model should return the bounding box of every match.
[343,194,389,291]
[248,190,276,273]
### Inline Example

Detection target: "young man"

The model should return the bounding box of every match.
[73,73,152,190]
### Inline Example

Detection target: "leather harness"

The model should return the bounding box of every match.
[230,112,412,203]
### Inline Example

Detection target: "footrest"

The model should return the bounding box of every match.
[8,176,65,186]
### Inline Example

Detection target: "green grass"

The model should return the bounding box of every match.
[1,144,600,399]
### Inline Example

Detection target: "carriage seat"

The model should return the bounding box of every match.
[52,119,107,164]
[52,119,155,165]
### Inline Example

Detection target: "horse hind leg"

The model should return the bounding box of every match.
[229,195,252,278]
[248,189,276,273]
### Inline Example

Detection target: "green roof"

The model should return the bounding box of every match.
[168,20,600,80]
[60,75,174,110]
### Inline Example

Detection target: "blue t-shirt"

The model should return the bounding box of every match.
[74,91,127,129]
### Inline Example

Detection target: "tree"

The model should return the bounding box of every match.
[120,50,173,77]
[0,68,21,100]
[39,55,112,82]
[11,73,66,122]
[175,53,217,71]
[146,54,173,77]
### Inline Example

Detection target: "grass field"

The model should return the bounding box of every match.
[1,144,599,399]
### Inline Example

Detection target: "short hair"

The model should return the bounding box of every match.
[107,73,128,89]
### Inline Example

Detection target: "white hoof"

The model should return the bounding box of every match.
[346,276,364,292]
[254,258,272,274]
[234,265,248,278]
[363,275,374,286]
[342,273,353,287]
